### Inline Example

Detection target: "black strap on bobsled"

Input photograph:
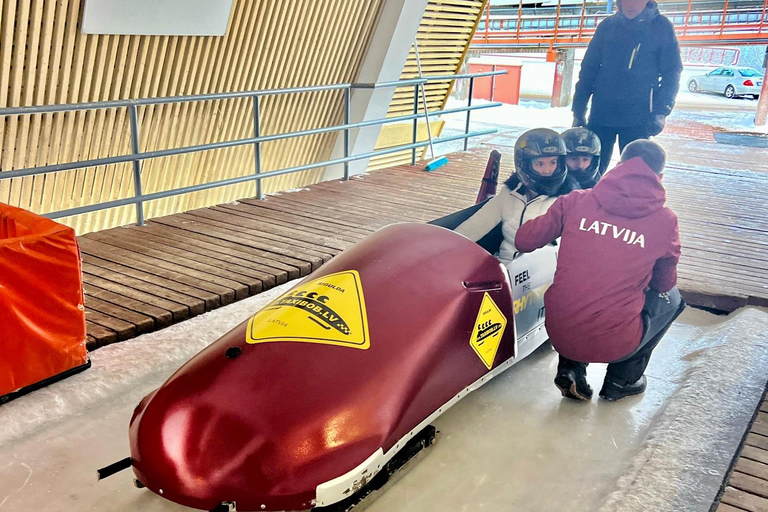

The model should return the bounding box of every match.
[97,457,132,480]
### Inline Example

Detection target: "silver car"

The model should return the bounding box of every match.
[687,66,763,99]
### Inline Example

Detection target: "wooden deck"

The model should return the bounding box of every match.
[78,146,768,349]
[716,394,768,512]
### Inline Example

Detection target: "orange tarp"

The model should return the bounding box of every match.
[0,203,87,398]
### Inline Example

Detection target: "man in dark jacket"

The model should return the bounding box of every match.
[515,140,685,402]
[572,0,683,174]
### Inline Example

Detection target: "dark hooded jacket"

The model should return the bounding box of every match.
[572,1,683,128]
[514,157,680,362]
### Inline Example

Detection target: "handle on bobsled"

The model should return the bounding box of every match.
[462,280,504,292]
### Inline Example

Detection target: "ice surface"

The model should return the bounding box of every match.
[0,280,299,448]
[1,293,766,512]
[598,307,768,512]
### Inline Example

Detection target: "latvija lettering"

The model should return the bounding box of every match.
[579,217,645,248]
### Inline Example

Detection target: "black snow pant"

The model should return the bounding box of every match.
[558,287,686,384]
[589,123,650,175]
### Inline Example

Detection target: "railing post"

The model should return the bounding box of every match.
[720,0,730,35]
[343,87,350,180]
[682,0,693,36]
[127,104,145,226]
[252,94,263,199]
[464,77,474,151]
[412,83,419,165]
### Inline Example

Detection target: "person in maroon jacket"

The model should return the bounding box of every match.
[515,140,686,402]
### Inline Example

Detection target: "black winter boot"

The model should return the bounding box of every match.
[599,374,647,402]
[554,369,593,401]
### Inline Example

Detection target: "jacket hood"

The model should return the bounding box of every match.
[591,157,666,218]
[617,0,659,22]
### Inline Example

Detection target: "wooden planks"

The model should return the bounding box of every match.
[718,396,768,512]
[80,144,768,348]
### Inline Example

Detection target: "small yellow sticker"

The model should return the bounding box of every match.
[469,293,508,369]
[246,270,370,349]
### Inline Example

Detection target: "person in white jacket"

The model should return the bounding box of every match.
[455,128,580,266]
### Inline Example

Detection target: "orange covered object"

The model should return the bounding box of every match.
[0,203,88,402]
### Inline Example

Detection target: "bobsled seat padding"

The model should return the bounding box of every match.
[429,201,503,257]
[0,203,88,400]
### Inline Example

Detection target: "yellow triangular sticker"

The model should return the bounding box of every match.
[246,270,370,349]
[469,293,508,369]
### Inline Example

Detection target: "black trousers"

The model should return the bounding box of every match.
[589,124,650,175]
[558,288,686,384]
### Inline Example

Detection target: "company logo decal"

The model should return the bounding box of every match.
[246,270,370,349]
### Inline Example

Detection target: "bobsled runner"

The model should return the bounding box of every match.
[109,200,557,512]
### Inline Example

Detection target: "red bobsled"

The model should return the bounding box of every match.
[128,216,556,511]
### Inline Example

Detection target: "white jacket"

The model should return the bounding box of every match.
[455,183,559,266]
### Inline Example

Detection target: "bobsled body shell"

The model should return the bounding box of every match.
[129,223,515,511]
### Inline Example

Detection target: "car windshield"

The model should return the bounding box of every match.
[739,69,763,77]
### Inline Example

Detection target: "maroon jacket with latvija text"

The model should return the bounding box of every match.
[515,157,680,362]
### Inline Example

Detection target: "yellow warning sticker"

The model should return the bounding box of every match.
[246,270,370,349]
[469,293,508,369]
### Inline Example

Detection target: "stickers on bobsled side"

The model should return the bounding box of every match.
[246,270,370,349]
[469,293,507,369]
[510,245,558,339]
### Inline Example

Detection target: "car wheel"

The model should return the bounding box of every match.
[688,80,698,93]
[725,85,735,98]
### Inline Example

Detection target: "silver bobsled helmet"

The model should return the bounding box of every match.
[561,127,601,187]
[514,128,567,196]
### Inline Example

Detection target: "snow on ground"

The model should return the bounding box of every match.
[445,97,573,129]
[465,54,765,130]
[503,54,760,109]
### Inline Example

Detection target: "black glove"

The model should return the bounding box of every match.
[572,114,587,128]
[648,114,666,136]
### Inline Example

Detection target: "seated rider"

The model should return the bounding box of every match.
[454,128,580,267]
[561,127,602,189]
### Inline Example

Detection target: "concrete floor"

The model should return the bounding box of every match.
[2,298,763,512]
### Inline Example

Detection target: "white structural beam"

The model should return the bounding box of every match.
[323,0,429,181]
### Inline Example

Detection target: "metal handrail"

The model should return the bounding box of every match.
[473,2,768,45]
[0,71,507,224]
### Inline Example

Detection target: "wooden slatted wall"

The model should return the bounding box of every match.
[0,0,385,234]
[367,0,488,171]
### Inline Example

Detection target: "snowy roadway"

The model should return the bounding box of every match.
[1,278,767,512]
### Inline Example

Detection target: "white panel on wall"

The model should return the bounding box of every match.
[82,0,235,36]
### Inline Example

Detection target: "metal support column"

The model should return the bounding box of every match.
[464,77,474,151]
[755,77,768,126]
[412,84,419,165]
[252,95,263,199]
[343,88,350,180]
[127,105,145,226]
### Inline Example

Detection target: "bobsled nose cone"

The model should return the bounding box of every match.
[130,390,253,509]
[129,354,320,512]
